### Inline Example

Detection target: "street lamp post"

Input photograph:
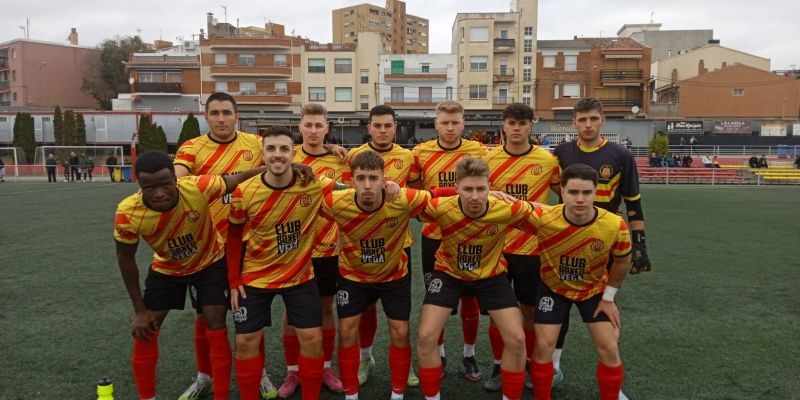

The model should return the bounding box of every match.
[38,61,47,109]
[129,77,138,182]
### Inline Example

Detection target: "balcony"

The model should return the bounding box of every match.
[128,54,199,66]
[0,61,8,70]
[208,37,293,50]
[0,101,10,107]
[0,81,9,91]
[493,38,515,53]
[598,99,642,108]
[232,91,292,105]
[493,68,515,83]
[384,96,447,108]
[305,43,357,52]
[209,65,292,77]
[601,69,644,86]
[383,68,448,80]
[133,82,183,94]
[493,96,515,106]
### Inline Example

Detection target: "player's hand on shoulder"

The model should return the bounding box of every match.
[489,190,516,203]
[324,144,349,164]
[385,180,401,202]
[630,230,652,274]
[594,300,621,329]
[291,163,317,186]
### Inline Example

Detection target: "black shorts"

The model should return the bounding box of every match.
[336,274,411,321]
[534,281,610,325]
[423,270,518,312]
[144,257,229,311]
[233,279,322,333]
[312,256,339,296]
[504,253,541,306]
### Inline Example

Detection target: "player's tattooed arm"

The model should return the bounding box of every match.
[116,240,160,341]
[291,163,317,186]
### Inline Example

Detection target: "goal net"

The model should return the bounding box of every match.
[0,147,25,179]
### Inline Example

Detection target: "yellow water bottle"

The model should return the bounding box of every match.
[97,377,114,400]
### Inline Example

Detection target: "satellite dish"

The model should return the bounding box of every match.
[631,105,640,114]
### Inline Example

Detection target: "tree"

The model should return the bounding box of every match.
[63,109,76,146]
[81,36,151,110]
[76,113,87,146]
[137,115,167,152]
[177,113,201,148]
[12,113,36,163]
[648,132,670,156]
[53,106,64,146]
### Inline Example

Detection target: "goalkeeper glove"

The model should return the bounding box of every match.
[630,230,651,274]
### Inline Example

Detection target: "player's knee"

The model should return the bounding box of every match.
[533,334,557,361]
[416,328,439,350]
[235,333,261,358]
[338,322,359,347]
[389,324,410,347]
[595,341,620,364]
[504,330,526,354]
[297,329,323,353]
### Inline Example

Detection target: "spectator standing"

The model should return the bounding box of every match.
[69,152,80,182]
[106,154,118,182]
[0,157,5,182]
[46,154,58,182]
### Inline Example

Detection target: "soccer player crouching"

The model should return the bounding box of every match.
[113,150,266,400]
[416,156,538,400]
[529,163,633,400]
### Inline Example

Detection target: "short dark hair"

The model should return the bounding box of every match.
[573,97,603,115]
[262,126,294,142]
[351,150,385,172]
[502,103,534,121]
[205,92,238,113]
[135,150,174,178]
[560,163,598,186]
[369,105,396,124]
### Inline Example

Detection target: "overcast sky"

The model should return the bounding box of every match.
[1,0,797,69]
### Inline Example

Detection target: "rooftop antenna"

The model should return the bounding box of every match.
[136,27,142,37]
[650,11,655,23]
[220,5,228,23]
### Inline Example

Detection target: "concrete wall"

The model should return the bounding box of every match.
[653,44,770,90]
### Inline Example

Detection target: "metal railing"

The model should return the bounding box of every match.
[493,96,515,104]
[384,96,447,103]
[494,68,514,76]
[135,82,182,93]
[0,81,9,89]
[629,145,800,160]
[600,69,643,80]
[493,38,515,51]
[598,99,642,108]
[383,68,448,74]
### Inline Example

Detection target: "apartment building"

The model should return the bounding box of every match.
[333,0,429,54]
[380,53,457,110]
[451,0,537,111]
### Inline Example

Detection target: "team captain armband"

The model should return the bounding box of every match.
[623,197,644,221]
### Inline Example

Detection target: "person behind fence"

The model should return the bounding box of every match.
[83,155,95,182]
[758,155,768,168]
[712,156,721,168]
[0,157,5,182]
[69,152,80,182]
[665,153,676,168]
[62,160,70,181]
[795,155,800,169]
[682,153,693,167]
[689,136,698,147]
[702,155,713,168]
[46,154,58,183]
[648,153,662,168]
[107,154,118,182]
[748,154,759,168]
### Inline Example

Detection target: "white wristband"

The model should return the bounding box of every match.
[602,286,618,302]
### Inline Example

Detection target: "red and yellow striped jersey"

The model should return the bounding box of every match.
[294,146,349,258]
[418,196,537,281]
[173,131,263,237]
[228,174,336,289]
[484,145,560,255]
[411,139,487,239]
[321,188,431,283]
[344,143,416,186]
[534,204,632,301]
[114,175,227,276]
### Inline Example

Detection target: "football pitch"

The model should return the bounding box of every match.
[1,183,798,400]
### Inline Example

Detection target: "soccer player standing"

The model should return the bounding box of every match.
[114,150,264,400]
[416,156,537,400]
[551,97,651,397]
[411,100,487,381]
[482,103,560,391]
[529,163,633,400]
[346,105,419,387]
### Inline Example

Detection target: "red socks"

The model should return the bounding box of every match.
[597,363,624,400]
[389,345,411,395]
[298,354,324,400]
[235,355,263,400]
[283,334,300,367]
[501,368,525,400]
[206,328,232,400]
[194,318,212,377]
[531,360,553,400]
[488,325,504,361]
[359,306,378,349]
[524,329,536,361]
[338,344,360,396]
[460,295,479,346]
[131,331,159,399]
[419,365,443,398]
[323,328,337,363]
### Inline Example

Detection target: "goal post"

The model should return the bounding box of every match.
[0,147,24,179]
[34,145,126,181]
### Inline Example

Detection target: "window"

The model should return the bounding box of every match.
[360,95,369,110]
[391,87,404,102]
[390,60,405,74]
[543,55,555,68]
[274,54,287,67]
[563,84,580,98]
[335,87,352,102]
[554,84,559,99]
[523,97,531,106]
[274,82,287,95]
[419,87,432,103]
[308,58,325,73]
[523,85,532,95]
[469,85,487,99]
[139,72,164,83]
[335,58,352,73]
[460,56,464,72]
[523,39,532,52]
[470,56,488,71]
[523,68,532,81]
[446,86,453,100]
[733,88,744,96]
[500,29,508,39]
[0,117,6,122]
[239,54,255,66]
[523,56,532,66]
[421,63,430,73]
[13,92,17,101]
[360,69,369,84]
[214,53,227,65]
[461,27,465,41]
[469,27,489,42]
[524,26,533,36]
[12,70,16,81]
[215,81,228,92]
[564,55,577,71]
[239,81,257,95]
[166,72,182,83]
[309,87,326,101]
